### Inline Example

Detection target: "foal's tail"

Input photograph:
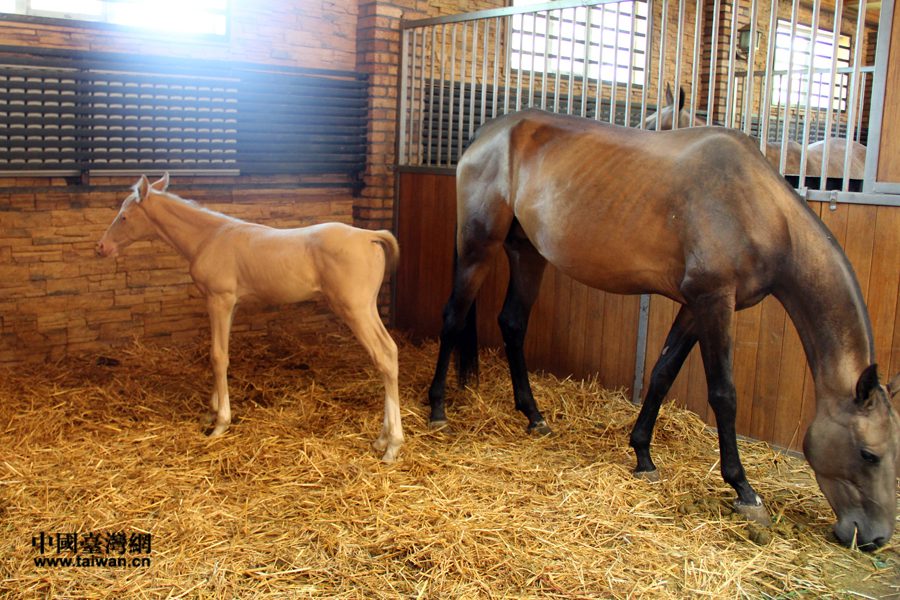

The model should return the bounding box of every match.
[450,243,480,388]
[371,230,400,274]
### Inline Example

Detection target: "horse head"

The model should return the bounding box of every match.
[803,365,900,550]
[96,173,170,257]
[643,84,704,130]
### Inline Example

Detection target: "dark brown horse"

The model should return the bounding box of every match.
[427,109,899,549]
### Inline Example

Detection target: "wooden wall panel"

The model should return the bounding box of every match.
[876,3,900,182]
[396,171,640,391]
[397,172,899,452]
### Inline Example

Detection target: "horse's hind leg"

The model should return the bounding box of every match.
[629,305,697,479]
[499,223,549,434]
[688,292,770,525]
[428,213,511,427]
[338,302,403,462]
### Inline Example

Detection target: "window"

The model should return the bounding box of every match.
[0,0,228,36]
[511,0,648,86]
[773,20,851,110]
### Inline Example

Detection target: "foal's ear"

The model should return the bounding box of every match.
[151,172,170,192]
[136,175,150,202]
[854,364,880,411]
[677,87,686,112]
[665,83,674,106]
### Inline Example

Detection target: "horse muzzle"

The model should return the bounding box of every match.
[95,239,118,258]
[833,514,893,551]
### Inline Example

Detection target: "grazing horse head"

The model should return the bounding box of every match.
[803,366,899,549]
[96,173,170,257]
[643,84,704,130]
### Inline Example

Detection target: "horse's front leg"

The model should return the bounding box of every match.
[690,293,770,526]
[206,292,236,436]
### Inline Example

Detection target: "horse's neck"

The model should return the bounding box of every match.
[142,192,234,259]
[775,214,873,408]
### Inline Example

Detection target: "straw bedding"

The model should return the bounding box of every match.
[0,328,897,599]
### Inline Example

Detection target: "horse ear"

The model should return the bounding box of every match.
[665,83,674,106]
[854,364,880,411]
[152,172,170,192]
[136,175,150,203]
[677,87,686,112]
[887,372,900,400]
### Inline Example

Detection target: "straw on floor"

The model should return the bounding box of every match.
[0,328,897,599]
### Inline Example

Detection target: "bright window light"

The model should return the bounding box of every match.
[2,0,228,36]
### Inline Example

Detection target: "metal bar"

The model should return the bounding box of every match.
[516,13,523,112]
[594,5,605,119]
[505,16,512,115]
[581,6,593,118]
[492,17,501,118]
[655,0,668,125]
[798,0,821,183]
[469,20,479,142]
[445,24,456,167]
[403,0,638,29]
[417,29,429,166]
[458,22,468,162]
[742,0,758,135]
[779,0,800,175]
[567,6,576,115]
[541,10,550,109]
[407,28,418,166]
[840,1,866,191]
[398,30,410,166]
[436,25,447,166]
[640,0,652,126]
[427,26,437,166]
[631,294,651,405]
[862,0,896,190]
[481,18,489,126]
[759,0,779,153]
[672,0,685,129]
[689,0,702,125]
[624,1,638,126]
[609,2,622,123]
[723,0,739,129]
[706,0,721,125]
[554,10,563,112]
[528,11,538,108]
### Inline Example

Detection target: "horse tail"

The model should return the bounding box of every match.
[449,242,479,388]
[371,230,399,274]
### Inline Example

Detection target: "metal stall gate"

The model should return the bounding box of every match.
[394,0,899,451]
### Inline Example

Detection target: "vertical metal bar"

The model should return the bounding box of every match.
[631,294,651,405]
[706,0,721,125]
[492,17,501,118]
[505,15,512,115]
[779,0,800,175]
[418,28,429,165]
[398,29,410,166]
[554,9,563,112]
[427,26,437,166]
[407,29,418,166]
[446,24,457,167]
[581,6,593,117]
[672,0,685,129]
[625,0,638,126]
[437,25,447,166]
[528,11,538,108]
[469,20,479,142]
[458,22,468,162]
[723,0,740,129]
[541,10,550,109]
[567,7,577,115]
[841,1,866,191]
[855,71,866,142]
[689,0,702,125]
[640,0,653,126]
[655,0,668,123]
[799,0,821,183]
[759,0,779,153]
[594,5,605,119]
[609,2,622,123]
[742,0,758,135]
[481,18,489,125]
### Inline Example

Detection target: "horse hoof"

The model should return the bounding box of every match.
[634,469,660,482]
[734,500,772,526]
[373,437,388,452]
[528,420,552,436]
[207,423,230,437]
[380,447,400,463]
[429,419,450,431]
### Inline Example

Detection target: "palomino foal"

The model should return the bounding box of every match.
[97,174,404,462]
